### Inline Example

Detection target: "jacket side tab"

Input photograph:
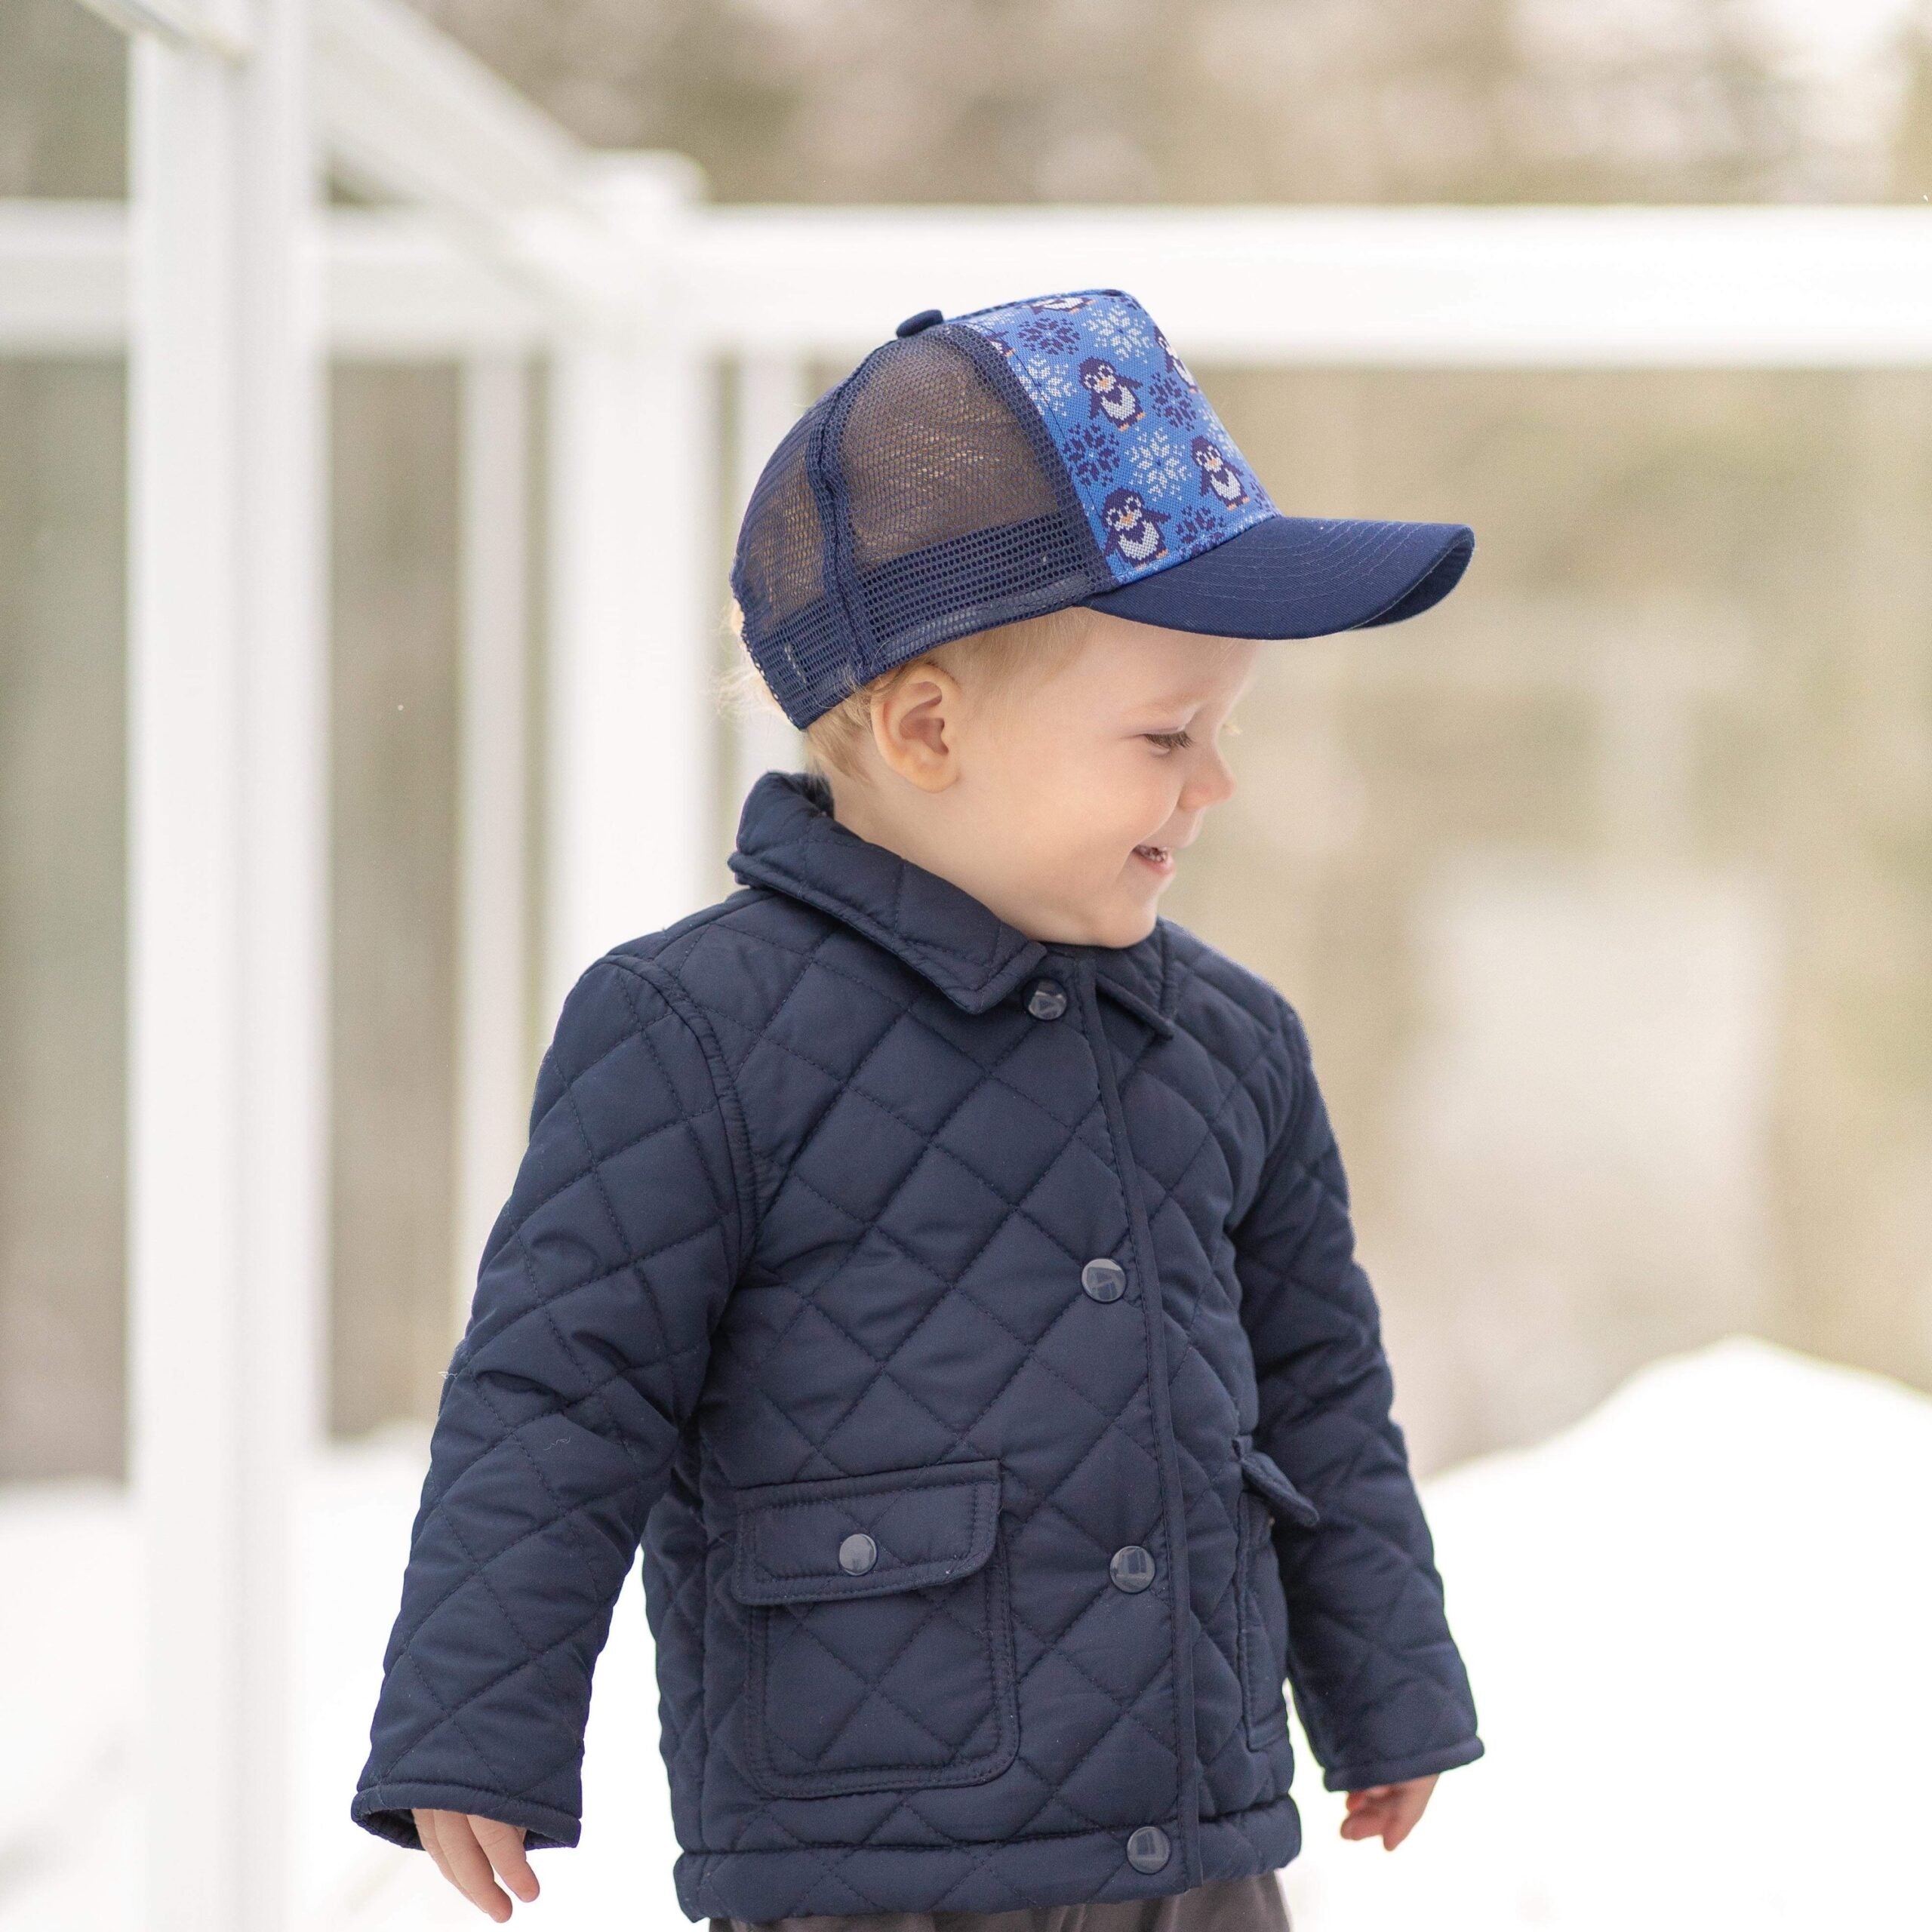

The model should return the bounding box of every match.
[1238,1445,1323,1530]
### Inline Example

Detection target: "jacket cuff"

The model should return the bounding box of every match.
[349,1782,583,1852]
[1321,1733,1484,1793]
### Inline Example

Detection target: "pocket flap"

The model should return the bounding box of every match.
[1238,1447,1322,1529]
[731,1459,1001,1605]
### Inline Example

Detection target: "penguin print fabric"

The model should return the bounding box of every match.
[952,288,1276,588]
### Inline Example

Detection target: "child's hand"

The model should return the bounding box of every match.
[414,1809,540,1921]
[1339,1773,1437,1851]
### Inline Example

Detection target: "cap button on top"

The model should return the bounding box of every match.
[1026,979,1068,1021]
[895,308,945,337]
[838,1532,877,1576]
[1081,1257,1126,1303]
[1109,1544,1155,1592]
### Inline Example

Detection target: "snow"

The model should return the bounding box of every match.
[1280,1337,1932,1931]
[3,1336,1927,1930]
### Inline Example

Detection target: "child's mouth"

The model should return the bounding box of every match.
[1132,843,1174,875]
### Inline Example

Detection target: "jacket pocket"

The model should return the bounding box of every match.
[728,1457,1018,1798]
[1233,1443,1320,1749]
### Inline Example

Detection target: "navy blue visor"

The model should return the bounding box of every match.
[1081,512,1475,638]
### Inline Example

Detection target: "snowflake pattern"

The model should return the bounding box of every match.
[1062,422,1119,488]
[1174,506,1223,554]
[1128,428,1192,495]
[946,286,1276,584]
[1016,315,1080,355]
[1147,371,1196,429]
[1087,305,1152,358]
[1014,355,1078,415]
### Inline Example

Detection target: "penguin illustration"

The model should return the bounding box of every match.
[1155,328,1198,390]
[1079,357,1145,429]
[1099,487,1171,568]
[1190,436,1249,507]
[1030,294,1091,313]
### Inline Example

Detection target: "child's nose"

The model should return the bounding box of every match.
[1182,748,1237,811]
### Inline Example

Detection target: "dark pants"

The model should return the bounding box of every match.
[711,1871,1291,1932]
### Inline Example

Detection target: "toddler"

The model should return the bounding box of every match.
[352,288,1484,1931]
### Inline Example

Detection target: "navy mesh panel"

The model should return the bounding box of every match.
[734,400,849,728]
[739,413,825,620]
[731,330,1108,728]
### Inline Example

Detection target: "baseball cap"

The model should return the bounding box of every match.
[732,286,1475,730]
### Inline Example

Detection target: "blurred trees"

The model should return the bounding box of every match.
[414,0,1827,205]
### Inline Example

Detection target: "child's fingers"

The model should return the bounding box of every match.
[1338,1786,1402,1844]
[417,1810,457,1890]
[1340,1776,1435,1850]
[472,1817,540,1905]
[434,1814,516,1921]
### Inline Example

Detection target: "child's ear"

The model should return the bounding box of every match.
[870,661,964,792]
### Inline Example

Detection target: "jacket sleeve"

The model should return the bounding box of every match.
[1232,1001,1483,1792]
[349,954,749,1852]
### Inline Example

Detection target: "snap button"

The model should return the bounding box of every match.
[1026,980,1068,1021]
[1125,1824,1171,1872]
[1109,1544,1155,1592]
[895,308,945,337]
[1081,1257,1126,1303]
[838,1532,878,1576]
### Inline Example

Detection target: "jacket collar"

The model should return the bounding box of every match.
[727,770,1178,1038]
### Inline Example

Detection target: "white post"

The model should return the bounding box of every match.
[726,355,807,832]
[126,6,325,1932]
[541,155,718,1026]
[453,355,532,1332]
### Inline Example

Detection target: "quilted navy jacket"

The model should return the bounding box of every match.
[351,768,1482,1921]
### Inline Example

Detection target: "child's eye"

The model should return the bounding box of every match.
[1145,730,1192,752]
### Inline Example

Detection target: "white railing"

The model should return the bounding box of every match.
[18,195,1932,364]
[8,1,1932,1928]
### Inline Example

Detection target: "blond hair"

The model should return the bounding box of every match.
[718,603,1095,783]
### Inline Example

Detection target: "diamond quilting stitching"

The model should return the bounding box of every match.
[389,1644,520,1794]
[761,1577,991,1772]
[389,1588,627,1791]
[680,934,1294,1809]
[784,1164,1120,1432]
[652,1546,709,1788]
[731,1196,1155,1580]
[359,812,1480,1905]
[700,1121,1139,1511]
[359,962,761,1834]
[608,963,745,1229]
[784,1086,1103,1297]
[703,921,1100,1134]
[386,1334,706,1650]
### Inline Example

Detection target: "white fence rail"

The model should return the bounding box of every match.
[13,198,1932,365]
[124,10,323,1930]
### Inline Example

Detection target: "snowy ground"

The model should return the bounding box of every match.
[5,1335,1928,1930]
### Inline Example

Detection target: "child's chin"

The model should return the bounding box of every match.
[1088,901,1159,949]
